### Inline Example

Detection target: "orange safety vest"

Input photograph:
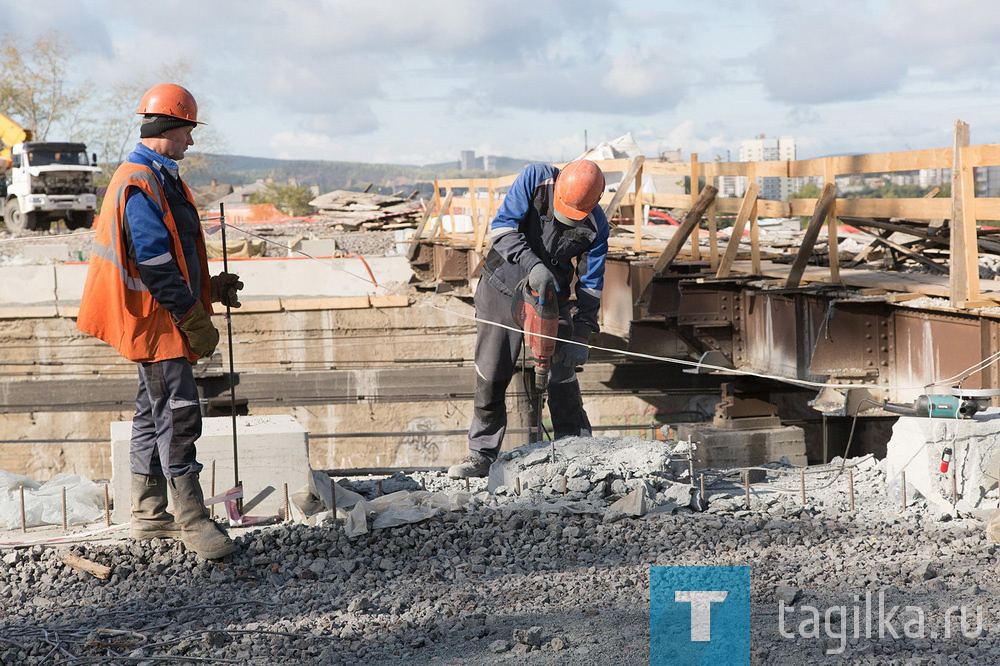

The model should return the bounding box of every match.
[77,161,213,363]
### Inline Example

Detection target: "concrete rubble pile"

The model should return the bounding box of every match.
[308,190,424,231]
[3,435,1000,664]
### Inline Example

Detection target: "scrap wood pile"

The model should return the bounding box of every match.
[308,189,425,231]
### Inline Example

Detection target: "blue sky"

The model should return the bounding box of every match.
[6,0,1000,165]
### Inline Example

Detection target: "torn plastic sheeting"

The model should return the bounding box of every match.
[343,500,373,538]
[372,505,439,530]
[0,472,105,529]
[291,470,366,524]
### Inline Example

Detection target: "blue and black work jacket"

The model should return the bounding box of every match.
[482,163,609,336]
[121,143,204,322]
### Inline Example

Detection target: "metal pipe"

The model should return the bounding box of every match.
[219,203,242,512]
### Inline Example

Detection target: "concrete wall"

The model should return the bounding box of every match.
[0,255,413,316]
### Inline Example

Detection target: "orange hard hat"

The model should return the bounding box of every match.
[554,160,605,221]
[136,83,204,124]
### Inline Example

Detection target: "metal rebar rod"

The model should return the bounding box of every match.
[61,486,67,530]
[219,203,241,512]
[901,470,907,510]
[800,469,806,505]
[20,486,26,532]
[848,468,855,512]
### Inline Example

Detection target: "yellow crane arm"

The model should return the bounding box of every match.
[0,112,33,167]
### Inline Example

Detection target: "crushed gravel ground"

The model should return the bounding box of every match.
[2,443,999,665]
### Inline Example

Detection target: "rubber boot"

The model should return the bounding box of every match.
[168,473,236,560]
[130,473,182,540]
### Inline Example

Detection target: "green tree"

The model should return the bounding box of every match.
[248,181,315,216]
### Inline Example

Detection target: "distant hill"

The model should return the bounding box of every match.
[183,153,532,194]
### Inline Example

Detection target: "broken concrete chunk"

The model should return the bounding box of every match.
[776,586,800,605]
[660,482,696,509]
[488,640,511,653]
[567,477,592,493]
[911,561,937,581]
[609,486,648,517]
[513,626,543,647]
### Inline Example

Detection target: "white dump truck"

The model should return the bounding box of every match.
[1,112,101,232]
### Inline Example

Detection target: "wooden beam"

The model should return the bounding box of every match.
[854,227,948,274]
[62,553,111,579]
[425,189,454,241]
[652,185,718,274]
[633,157,644,252]
[602,155,645,222]
[825,157,840,282]
[786,182,837,289]
[706,184,719,269]
[747,162,761,274]
[406,198,438,261]
[716,184,758,278]
[690,153,701,261]
[951,122,981,305]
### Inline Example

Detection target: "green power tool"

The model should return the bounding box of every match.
[881,387,1000,419]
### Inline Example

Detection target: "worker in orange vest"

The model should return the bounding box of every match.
[78,84,242,560]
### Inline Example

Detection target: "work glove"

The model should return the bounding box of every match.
[210,271,244,308]
[177,302,220,358]
[558,334,591,368]
[527,263,559,304]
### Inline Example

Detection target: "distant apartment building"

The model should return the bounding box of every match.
[483,155,496,171]
[721,135,797,200]
[460,150,476,171]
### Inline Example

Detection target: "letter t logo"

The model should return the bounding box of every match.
[675,591,729,641]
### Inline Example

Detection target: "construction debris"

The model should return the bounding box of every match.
[308,190,424,230]
[61,553,111,579]
[2,438,1000,663]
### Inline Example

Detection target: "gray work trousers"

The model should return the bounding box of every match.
[129,357,204,478]
[468,279,591,460]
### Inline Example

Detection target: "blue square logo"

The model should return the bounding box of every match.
[650,566,751,665]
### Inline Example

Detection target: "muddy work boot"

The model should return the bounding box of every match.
[448,453,493,479]
[168,473,236,560]
[130,473,182,541]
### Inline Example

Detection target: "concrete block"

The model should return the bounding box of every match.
[0,265,55,305]
[884,409,1000,513]
[293,239,337,257]
[676,424,807,468]
[110,415,310,524]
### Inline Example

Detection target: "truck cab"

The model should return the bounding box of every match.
[3,142,101,232]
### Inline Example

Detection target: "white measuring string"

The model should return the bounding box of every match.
[221,221,1000,393]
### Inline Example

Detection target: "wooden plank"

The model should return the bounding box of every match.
[716,183,759,278]
[690,153,700,260]
[788,197,951,219]
[748,162,761,274]
[854,227,947,273]
[825,157,840,282]
[643,161,689,176]
[715,197,788,217]
[468,179,480,252]
[951,121,981,304]
[643,192,691,208]
[633,158,644,252]
[706,182,719,269]
[789,147,954,178]
[406,198,438,261]
[426,189,454,241]
[652,185,718,274]
[786,182,837,288]
[602,156,645,221]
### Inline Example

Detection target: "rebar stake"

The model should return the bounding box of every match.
[104,484,111,527]
[378,480,383,496]
[19,486,26,533]
[464,477,470,492]
[800,469,806,505]
[210,460,216,519]
[951,467,958,504]
[688,459,695,484]
[61,486,67,531]
[515,477,521,496]
[699,474,706,506]
[901,471,907,510]
[744,472,751,509]
[283,483,290,522]
[420,477,426,491]
[848,468,855,513]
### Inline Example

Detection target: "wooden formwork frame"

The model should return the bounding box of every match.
[427,121,1000,308]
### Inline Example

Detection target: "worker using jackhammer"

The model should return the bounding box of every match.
[448,160,609,479]
[77,84,243,559]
